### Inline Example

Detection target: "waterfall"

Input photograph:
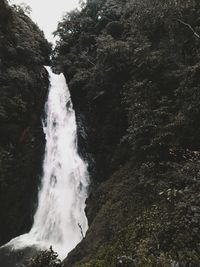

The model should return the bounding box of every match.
[2,67,89,260]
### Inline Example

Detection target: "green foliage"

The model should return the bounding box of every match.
[12,3,32,15]
[0,0,50,246]
[26,248,63,267]
[53,0,200,266]
[79,260,106,267]
[105,21,124,38]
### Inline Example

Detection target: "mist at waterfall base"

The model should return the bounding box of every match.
[2,67,89,260]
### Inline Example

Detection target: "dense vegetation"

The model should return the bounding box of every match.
[52,0,200,266]
[0,0,51,246]
[1,0,200,266]
[25,248,63,267]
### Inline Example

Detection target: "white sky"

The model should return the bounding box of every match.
[10,0,81,43]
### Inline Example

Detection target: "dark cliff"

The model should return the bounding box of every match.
[0,0,51,246]
[53,0,200,266]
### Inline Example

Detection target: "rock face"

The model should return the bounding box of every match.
[0,0,51,247]
[53,0,200,266]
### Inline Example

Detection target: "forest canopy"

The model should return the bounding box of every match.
[52,0,200,266]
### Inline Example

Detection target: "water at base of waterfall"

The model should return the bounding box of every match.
[1,67,89,260]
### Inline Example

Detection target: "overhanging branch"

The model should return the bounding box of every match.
[176,19,200,39]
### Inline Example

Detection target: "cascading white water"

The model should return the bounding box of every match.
[2,67,89,260]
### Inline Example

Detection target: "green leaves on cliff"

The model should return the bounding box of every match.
[53,0,200,166]
[53,0,200,266]
[0,0,51,246]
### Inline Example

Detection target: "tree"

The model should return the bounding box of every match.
[12,2,32,15]
[26,248,63,267]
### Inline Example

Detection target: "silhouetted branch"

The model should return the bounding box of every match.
[78,223,84,238]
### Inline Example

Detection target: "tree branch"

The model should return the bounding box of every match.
[78,223,84,238]
[176,19,200,39]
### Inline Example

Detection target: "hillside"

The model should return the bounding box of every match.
[0,0,51,246]
[53,0,200,266]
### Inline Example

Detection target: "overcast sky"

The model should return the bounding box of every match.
[10,0,81,43]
